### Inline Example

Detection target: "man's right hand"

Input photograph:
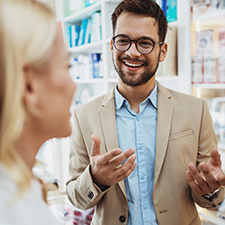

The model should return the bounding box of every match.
[90,134,136,187]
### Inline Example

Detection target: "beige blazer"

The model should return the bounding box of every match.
[66,82,224,225]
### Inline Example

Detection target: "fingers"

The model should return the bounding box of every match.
[101,148,135,166]
[101,148,123,164]
[217,173,225,185]
[210,148,221,166]
[186,162,220,195]
[90,134,101,157]
[185,171,202,195]
[199,162,220,190]
[186,163,210,195]
[114,154,137,179]
[110,148,136,165]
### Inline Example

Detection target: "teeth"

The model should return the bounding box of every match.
[124,62,142,67]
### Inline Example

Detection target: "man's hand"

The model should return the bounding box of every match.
[90,134,136,187]
[185,148,225,196]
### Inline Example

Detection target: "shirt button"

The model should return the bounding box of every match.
[143,204,147,210]
[119,215,126,223]
[141,174,145,180]
[136,117,140,121]
[138,146,143,150]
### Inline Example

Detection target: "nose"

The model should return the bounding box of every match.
[125,42,141,58]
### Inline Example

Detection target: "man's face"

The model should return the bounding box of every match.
[111,12,167,87]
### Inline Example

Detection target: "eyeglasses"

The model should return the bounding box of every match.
[112,34,164,55]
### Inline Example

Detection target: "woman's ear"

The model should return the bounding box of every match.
[22,63,38,111]
[159,42,168,62]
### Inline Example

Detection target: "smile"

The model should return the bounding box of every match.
[124,61,144,68]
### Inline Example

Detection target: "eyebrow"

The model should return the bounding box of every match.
[116,34,157,42]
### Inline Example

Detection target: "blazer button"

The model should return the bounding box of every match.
[119,215,126,223]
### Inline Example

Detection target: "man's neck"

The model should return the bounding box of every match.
[117,78,156,114]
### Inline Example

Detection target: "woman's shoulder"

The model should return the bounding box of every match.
[0,169,61,224]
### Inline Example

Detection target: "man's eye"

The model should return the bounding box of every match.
[139,41,152,47]
[117,39,129,44]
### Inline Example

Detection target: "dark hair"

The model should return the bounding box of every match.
[111,0,168,42]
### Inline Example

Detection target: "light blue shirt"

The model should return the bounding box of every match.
[115,83,158,225]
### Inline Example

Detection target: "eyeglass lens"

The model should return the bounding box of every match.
[114,35,154,54]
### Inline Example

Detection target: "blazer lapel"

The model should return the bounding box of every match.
[98,87,127,198]
[154,83,174,186]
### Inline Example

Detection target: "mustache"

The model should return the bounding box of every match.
[118,56,147,65]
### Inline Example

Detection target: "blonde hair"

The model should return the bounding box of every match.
[0,0,57,201]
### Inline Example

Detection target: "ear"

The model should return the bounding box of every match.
[110,38,113,52]
[159,43,168,62]
[22,63,38,111]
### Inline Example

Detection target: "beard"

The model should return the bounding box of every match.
[112,53,160,87]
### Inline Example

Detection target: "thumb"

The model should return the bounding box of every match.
[210,148,221,165]
[91,134,101,157]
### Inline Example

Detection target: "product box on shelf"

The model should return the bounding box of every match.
[192,55,203,83]
[167,0,177,23]
[67,11,102,48]
[78,18,90,46]
[69,53,103,80]
[68,25,80,48]
[203,54,217,83]
[90,11,102,43]
[192,0,221,20]
[85,0,97,7]
[64,0,85,17]
[192,0,210,19]
[218,30,225,83]
[218,55,225,82]
[155,0,177,23]
[195,29,214,55]
[90,53,103,78]
[219,30,225,54]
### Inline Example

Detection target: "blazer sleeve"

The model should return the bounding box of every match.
[191,100,225,208]
[66,110,108,210]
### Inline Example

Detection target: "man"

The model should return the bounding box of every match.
[66,0,225,224]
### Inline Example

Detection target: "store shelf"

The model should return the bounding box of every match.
[63,1,101,24]
[75,78,104,84]
[68,41,103,55]
[192,9,225,24]
[192,83,225,89]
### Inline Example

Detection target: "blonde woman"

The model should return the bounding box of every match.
[0,0,76,224]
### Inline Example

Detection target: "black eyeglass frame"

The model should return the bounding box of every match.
[112,34,164,55]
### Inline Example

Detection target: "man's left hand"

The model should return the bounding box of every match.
[186,148,225,196]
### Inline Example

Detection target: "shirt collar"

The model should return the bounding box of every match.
[115,82,158,110]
